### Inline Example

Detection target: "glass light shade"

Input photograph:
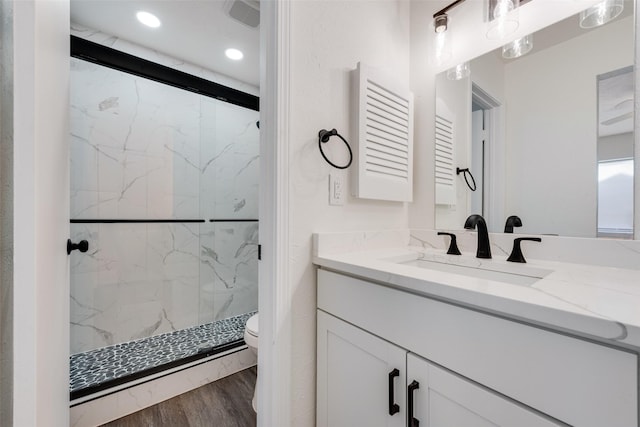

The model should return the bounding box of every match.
[434,31,452,66]
[486,0,519,40]
[579,0,624,28]
[502,34,533,59]
[447,62,470,80]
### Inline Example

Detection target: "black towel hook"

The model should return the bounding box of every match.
[318,128,353,169]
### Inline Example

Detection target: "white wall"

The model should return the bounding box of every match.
[472,52,506,101]
[504,16,633,236]
[598,132,634,161]
[288,1,410,423]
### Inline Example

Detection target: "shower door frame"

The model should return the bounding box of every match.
[69,37,260,400]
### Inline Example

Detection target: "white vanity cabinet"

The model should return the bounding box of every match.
[407,354,561,427]
[317,268,639,427]
[317,310,561,427]
[317,311,406,427]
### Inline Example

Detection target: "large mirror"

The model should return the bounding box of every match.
[435,1,635,238]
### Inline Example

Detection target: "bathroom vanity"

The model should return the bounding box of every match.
[314,231,640,427]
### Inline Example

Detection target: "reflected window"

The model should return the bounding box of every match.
[597,158,633,238]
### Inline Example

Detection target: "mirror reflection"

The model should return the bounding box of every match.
[434,2,634,238]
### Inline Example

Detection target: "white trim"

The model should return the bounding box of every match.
[12,1,70,425]
[471,84,504,233]
[12,3,38,425]
[259,1,292,426]
[485,105,505,233]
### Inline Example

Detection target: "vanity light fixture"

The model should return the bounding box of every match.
[136,11,161,28]
[432,0,467,66]
[579,0,624,28]
[432,0,467,33]
[487,0,519,40]
[225,48,244,60]
[447,62,470,80]
[502,34,533,59]
[434,14,449,33]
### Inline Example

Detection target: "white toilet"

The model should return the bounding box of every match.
[244,313,259,412]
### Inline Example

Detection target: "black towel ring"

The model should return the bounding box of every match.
[456,167,477,191]
[318,128,353,169]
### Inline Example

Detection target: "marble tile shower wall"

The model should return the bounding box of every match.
[70,58,259,355]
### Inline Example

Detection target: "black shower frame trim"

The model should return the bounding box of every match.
[70,35,259,112]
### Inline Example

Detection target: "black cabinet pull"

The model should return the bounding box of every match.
[408,380,420,427]
[67,239,89,255]
[388,368,400,415]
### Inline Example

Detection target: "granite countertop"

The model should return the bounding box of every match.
[314,245,640,350]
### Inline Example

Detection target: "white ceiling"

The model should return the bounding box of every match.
[70,0,260,87]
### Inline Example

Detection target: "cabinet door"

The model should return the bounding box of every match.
[317,311,406,427]
[407,354,563,427]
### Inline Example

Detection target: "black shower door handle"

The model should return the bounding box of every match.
[67,239,89,255]
[408,380,420,427]
[388,368,400,415]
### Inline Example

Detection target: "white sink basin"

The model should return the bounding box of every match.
[400,259,552,286]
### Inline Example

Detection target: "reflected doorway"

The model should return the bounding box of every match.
[471,84,501,226]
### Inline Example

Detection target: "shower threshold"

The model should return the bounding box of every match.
[69,311,256,401]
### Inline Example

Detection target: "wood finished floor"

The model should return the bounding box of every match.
[102,367,257,427]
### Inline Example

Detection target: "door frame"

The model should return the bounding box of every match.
[258,1,292,426]
[471,83,504,233]
[7,0,71,425]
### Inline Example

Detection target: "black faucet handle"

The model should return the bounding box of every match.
[504,215,522,233]
[437,232,462,255]
[507,237,541,263]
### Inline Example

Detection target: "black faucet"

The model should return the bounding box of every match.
[464,214,491,259]
[507,237,541,263]
[504,215,522,233]
[437,232,462,255]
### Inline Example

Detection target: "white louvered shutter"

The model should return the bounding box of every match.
[353,63,414,202]
[435,99,456,205]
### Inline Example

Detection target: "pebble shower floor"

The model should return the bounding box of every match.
[70,311,255,397]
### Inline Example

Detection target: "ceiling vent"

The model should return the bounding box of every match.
[224,0,260,29]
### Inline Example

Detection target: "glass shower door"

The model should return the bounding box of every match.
[69,55,259,399]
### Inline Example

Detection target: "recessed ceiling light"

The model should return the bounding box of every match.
[136,11,161,28]
[225,48,244,61]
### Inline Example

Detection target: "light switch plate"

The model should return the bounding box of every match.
[329,173,345,206]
